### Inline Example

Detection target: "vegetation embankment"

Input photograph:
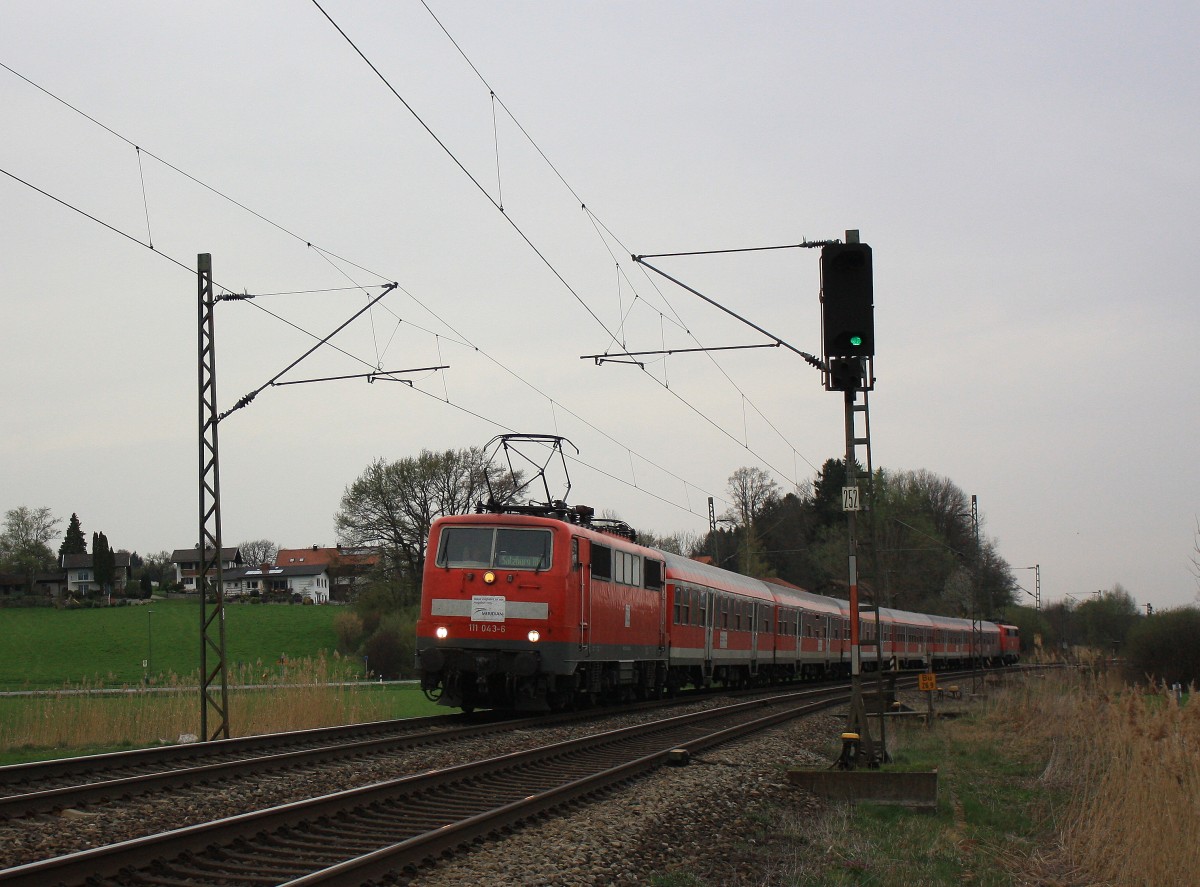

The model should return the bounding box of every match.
[0,598,441,764]
[0,656,443,765]
[723,669,1199,887]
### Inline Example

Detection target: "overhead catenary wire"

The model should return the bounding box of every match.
[0,142,730,521]
[318,0,816,492]
[318,2,823,494]
[1,41,789,523]
[581,206,824,477]
[310,0,622,350]
[417,4,825,483]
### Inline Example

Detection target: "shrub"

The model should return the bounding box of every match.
[1124,607,1200,685]
[333,610,365,654]
[363,610,418,679]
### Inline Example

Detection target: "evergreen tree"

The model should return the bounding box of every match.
[58,512,87,559]
[93,531,116,596]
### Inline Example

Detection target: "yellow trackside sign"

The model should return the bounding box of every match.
[918,673,937,692]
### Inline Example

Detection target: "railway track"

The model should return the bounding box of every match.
[0,682,806,822]
[1,669,915,823]
[0,684,857,887]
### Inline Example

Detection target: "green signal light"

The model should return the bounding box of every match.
[849,335,863,347]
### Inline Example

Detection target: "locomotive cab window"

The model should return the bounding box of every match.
[494,528,552,570]
[437,526,553,571]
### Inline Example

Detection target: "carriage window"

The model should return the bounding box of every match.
[591,543,611,581]
[614,551,626,584]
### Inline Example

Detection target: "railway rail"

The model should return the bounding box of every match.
[0,682,868,887]
[0,710,519,820]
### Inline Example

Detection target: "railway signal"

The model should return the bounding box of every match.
[827,356,865,392]
[820,242,874,358]
[822,233,882,768]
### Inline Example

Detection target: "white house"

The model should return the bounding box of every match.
[61,552,132,596]
[170,547,245,591]
[223,563,332,603]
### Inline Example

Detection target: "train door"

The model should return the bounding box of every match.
[648,559,666,654]
[576,537,590,657]
[750,602,760,676]
[703,589,714,681]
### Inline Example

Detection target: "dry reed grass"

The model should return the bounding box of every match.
[0,654,401,752]
[984,669,1199,886]
[1055,675,1200,886]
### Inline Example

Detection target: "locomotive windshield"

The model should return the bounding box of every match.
[437,526,553,571]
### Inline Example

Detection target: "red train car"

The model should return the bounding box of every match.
[998,623,1022,664]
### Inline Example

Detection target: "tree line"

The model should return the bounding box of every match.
[327,447,1200,684]
[0,507,178,600]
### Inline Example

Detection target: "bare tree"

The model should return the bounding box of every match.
[335,447,509,604]
[0,506,60,593]
[725,466,780,527]
[239,539,279,567]
[724,467,780,577]
[638,529,703,556]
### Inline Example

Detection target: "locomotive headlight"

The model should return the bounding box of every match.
[527,630,541,643]
[435,626,449,640]
[483,571,496,585]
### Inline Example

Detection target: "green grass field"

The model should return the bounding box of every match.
[0,598,449,762]
[0,598,349,689]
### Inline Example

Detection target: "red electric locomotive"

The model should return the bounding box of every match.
[416,507,669,711]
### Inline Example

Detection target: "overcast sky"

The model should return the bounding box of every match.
[2,1,1197,610]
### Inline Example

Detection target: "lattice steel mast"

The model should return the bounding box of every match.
[197,253,230,741]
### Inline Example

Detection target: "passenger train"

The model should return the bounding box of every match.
[416,505,1020,712]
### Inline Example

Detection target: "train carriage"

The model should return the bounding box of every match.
[762,581,849,679]
[663,552,776,691]
[877,608,936,670]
